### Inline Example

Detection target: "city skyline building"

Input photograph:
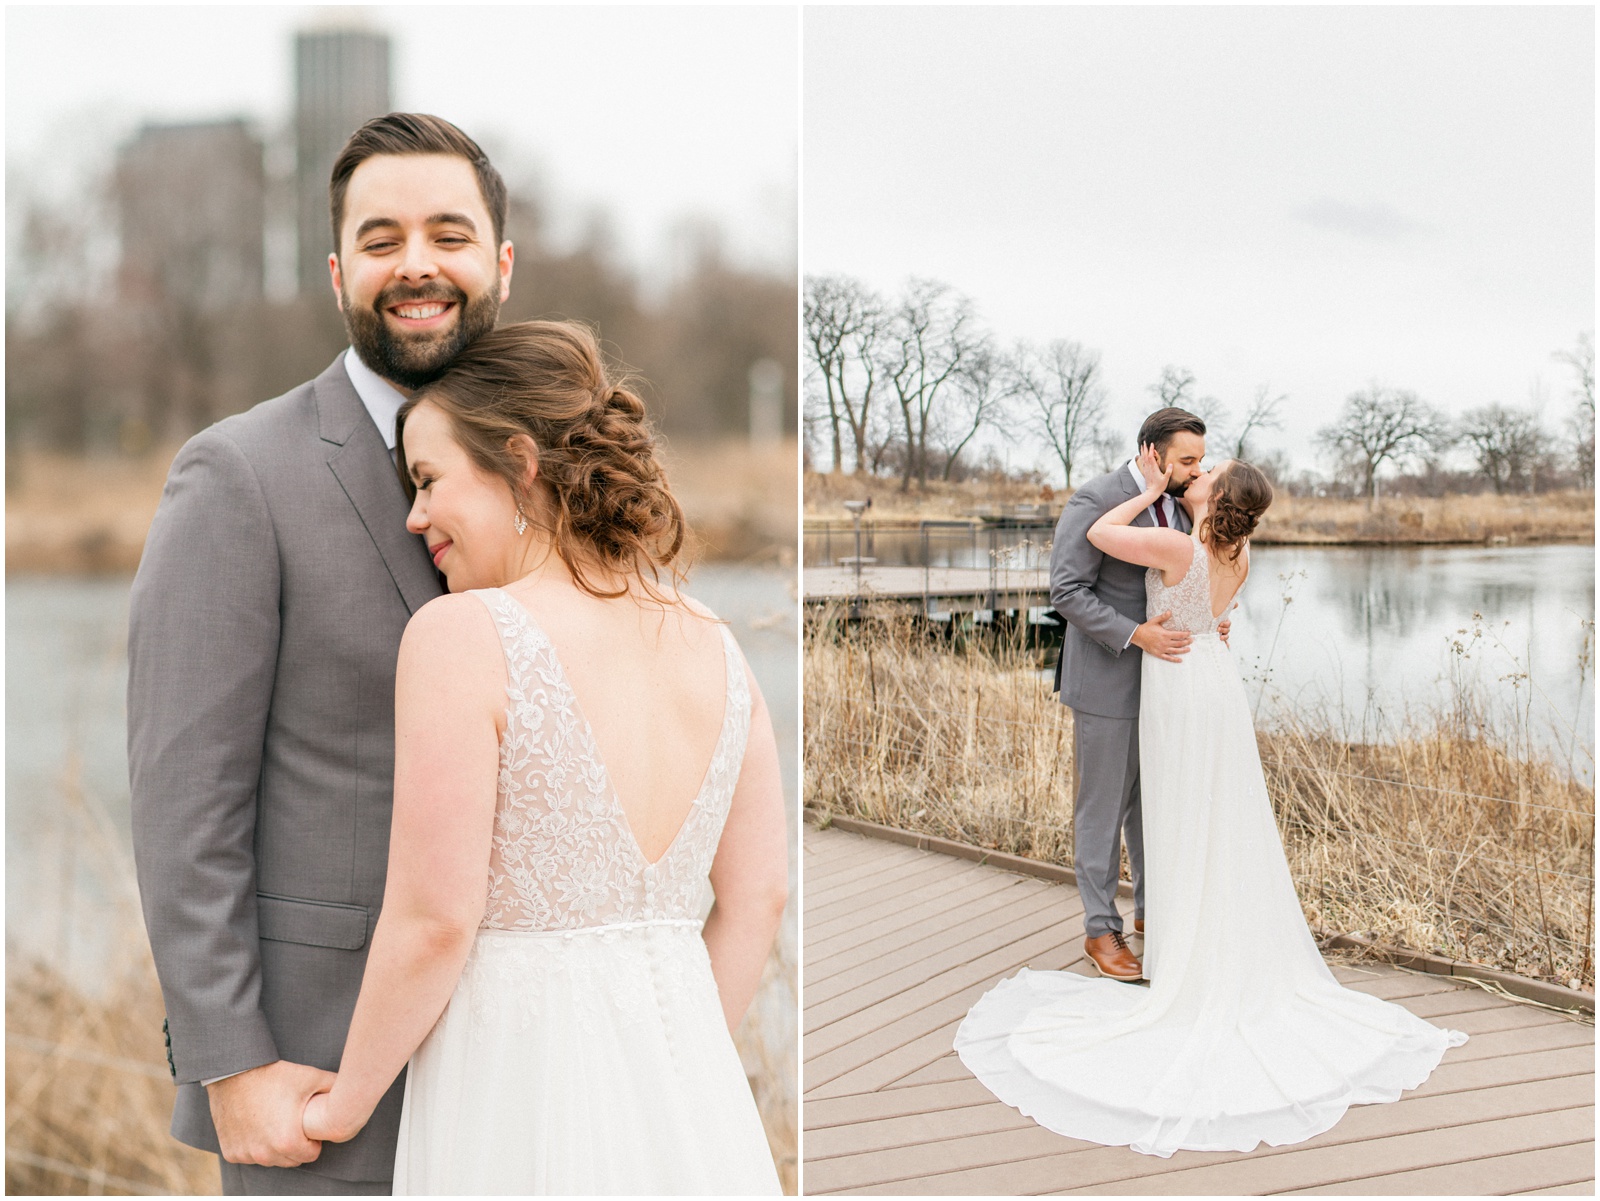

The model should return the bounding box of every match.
[294,27,392,294]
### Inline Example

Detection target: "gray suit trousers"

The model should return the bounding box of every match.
[220,1161,390,1196]
[1070,710,1145,937]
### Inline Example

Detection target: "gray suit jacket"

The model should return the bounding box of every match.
[1049,466,1189,720]
[127,356,444,1181]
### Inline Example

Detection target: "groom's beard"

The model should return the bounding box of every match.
[1164,477,1191,497]
[341,279,501,390]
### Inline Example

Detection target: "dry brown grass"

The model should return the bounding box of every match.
[6,439,797,574]
[804,471,1595,546]
[1254,490,1594,546]
[6,955,220,1196]
[804,609,1595,990]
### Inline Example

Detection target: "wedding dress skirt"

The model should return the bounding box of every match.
[955,548,1466,1158]
[394,922,778,1194]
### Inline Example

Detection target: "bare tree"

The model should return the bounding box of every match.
[1457,403,1551,494]
[1555,332,1595,488]
[935,338,1015,480]
[881,279,977,491]
[1147,364,1225,428]
[803,273,876,473]
[1015,339,1109,488]
[1227,384,1287,460]
[1149,364,1197,408]
[1315,383,1453,505]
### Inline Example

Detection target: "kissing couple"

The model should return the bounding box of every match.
[128,113,786,1195]
[954,408,1468,1157]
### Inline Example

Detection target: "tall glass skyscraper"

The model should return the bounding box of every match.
[295,27,391,294]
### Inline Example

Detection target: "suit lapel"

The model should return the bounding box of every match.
[314,356,443,616]
[1119,465,1157,528]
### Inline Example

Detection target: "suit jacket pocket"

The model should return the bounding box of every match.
[256,893,369,950]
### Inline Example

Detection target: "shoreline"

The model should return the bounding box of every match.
[803,472,1596,548]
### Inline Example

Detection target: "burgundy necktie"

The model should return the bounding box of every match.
[1153,500,1169,528]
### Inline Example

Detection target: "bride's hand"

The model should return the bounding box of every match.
[302,1083,365,1145]
[1136,444,1171,496]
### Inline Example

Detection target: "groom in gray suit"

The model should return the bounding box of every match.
[1048,408,1212,981]
[128,114,513,1195]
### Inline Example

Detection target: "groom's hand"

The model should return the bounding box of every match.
[207,1059,338,1167]
[1132,610,1191,662]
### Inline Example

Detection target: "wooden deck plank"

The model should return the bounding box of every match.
[801,826,1596,1196]
[808,1080,1594,1194]
[805,914,1087,1068]
[806,884,1076,1009]
[805,855,988,932]
[1280,1139,1597,1195]
[805,879,1051,979]
[805,867,1029,956]
[806,887,1079,1032]
[805,1044,1591,1133]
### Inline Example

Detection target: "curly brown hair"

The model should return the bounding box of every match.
[1200,459,1274,564]
[397,320,688,601]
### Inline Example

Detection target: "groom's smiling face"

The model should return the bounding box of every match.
[330,153,514,391]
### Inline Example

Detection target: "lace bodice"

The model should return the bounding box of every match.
[470,588,750,931]
[1144,535,1224,636]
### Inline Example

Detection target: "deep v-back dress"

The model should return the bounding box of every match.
[954,535,1467,1157]
[391,588,780,1194]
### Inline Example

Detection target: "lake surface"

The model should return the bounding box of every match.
[809,527,1594,776]
[5,566,800,996]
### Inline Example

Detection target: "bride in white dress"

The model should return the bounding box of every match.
[954,447,1467,1159]
[299,321,786,1193]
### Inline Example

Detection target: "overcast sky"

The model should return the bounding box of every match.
[805,6,1594,475]
[6,5,798,291]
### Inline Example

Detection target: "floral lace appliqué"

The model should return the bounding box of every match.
[470,588,751,932]
[1145,537,1226,636]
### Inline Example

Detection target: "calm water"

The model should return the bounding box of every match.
[1231,545,1593,777]
[4,566,800,997]
[809,527,1594,774]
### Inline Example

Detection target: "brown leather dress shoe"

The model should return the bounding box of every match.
[1084,931,1143,981]
[1134,918,1145,935]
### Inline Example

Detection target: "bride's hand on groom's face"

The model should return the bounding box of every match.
[1136,444,1171,494]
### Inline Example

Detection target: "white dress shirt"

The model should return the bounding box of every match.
[344,347,408,455]
[1127,459,1179,528]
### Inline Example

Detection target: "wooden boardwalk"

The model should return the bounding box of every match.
[803,825,1596,1196]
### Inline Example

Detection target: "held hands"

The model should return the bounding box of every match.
[1136,443,1171,497]
[302,1081,366,1145]
[206,1060,337,1167]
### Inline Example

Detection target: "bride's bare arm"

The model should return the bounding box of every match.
[703,667,789,1033]
[1087,445,1194,576]
[301,595,502,1143]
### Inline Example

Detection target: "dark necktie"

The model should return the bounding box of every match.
[1153,500,1169,528]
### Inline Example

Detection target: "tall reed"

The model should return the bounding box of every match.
[804,605,1595,989]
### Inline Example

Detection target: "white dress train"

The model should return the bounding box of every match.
[392,588,781,1194]
[954,536,1467,1158]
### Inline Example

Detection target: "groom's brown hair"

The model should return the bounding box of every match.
[1137,407,1207,454]
[328,112,509,251]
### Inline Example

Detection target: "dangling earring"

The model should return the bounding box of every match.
[514,504,529,536]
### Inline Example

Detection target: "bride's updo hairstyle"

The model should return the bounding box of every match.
[1201,460,1273,564]
[398,320,687,601]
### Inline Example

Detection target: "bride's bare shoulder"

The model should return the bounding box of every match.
[399,592,503,668]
